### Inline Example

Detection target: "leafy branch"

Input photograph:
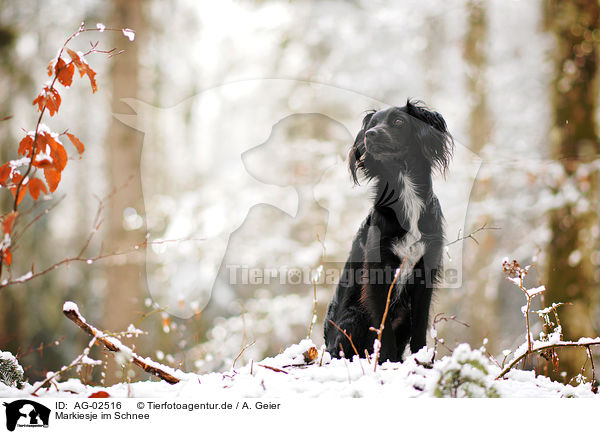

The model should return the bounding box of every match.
[0,22,135,284]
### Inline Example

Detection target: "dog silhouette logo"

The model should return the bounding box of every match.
[3,400,50,431]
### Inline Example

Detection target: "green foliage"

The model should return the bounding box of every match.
[0,350,25,389]
[433,344,499,398]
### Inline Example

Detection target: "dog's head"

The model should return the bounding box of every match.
[349,99,453,184]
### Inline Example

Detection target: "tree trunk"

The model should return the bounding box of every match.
[103,0,147,384]
[545,0,600,380]
[461,1,497,351]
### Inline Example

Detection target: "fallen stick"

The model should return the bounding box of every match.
[496,338,600,380]
[63,301,181,384]
[257,364,289,374]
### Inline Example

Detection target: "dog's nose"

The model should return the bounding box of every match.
[365,128,377,138]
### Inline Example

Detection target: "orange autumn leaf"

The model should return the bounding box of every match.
[43,168,61,193]
[66,48,97,93]
[18,135,34,157]
[10,172,22,185]
[55,57,75,87]
[4,249,12,266]
[50,141,67,172]
[9,181,27,205]
[38,132,67,172]
[65,132,85,155]
[32,154,54,169]
[32,86,61,116]
[31,133,54,168]
[46,60,54,77]
[28,178,48,201]
[0,163,10,185]
[2,212,17,235]
[88,391,110,398]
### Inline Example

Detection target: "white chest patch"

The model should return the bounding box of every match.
[392,173,425,286]
[396,173,424,246]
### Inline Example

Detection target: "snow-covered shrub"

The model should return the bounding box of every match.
[432,344,499,398]
[0,351,25,389]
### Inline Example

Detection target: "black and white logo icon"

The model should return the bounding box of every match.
[3,400,50,431]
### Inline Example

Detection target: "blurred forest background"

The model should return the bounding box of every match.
[0,0,599,385]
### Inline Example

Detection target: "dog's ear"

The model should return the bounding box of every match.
[406,100,454,174]
[349,111,375,184]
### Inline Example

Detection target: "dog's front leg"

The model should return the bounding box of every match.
[362,224,399,362]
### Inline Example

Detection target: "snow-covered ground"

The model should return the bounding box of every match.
[1,339,597,399]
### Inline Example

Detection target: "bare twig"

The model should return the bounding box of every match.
[586,346,597,387]
[446,222,500,247]
[0,238,193,289]
[233,341,255,370]
[502,259,538,353]
[0,178,201,291]
[10,196,66,251]
[431,313,470,361]
[372,256,408,371]
[308,275,319,340]
[328,320,359,358]
[328,319,364,374]
[308,235,326,340]
[257,364,288,374]
[432,313,470,328]
[16,336,65,360]
[63,302,181,384]
[32,337,98,394]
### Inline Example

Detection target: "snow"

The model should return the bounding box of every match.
[577,337,600,345]
[1,340,597,399]
[526,285,545,297]
[12,271,32,283]
[62,301,80,315]
[506,276,522,287]
[9,157,30,169]
[79,355,102,366]
[122,28,135,41]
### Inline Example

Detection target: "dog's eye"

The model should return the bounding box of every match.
[393,118,404,127]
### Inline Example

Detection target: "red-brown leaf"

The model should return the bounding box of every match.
[88,391,111,398]
[48,87,61,116]
[9,182,27,205]
[32,86,61,116]
[55,57,75,87]
[32,155,54,169]
[4,249,12,266]
[18,135,34,157]
[43,168,61,193]
[52,142,67,172]
[38,132,67,172]
[2,212,17,235]
[0,163,10,185]
[28,178,48,201]
[65,132,85,155]
[66,48,97,93]
[65,48,81,66]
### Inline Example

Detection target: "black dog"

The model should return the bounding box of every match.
[324,100,453,363]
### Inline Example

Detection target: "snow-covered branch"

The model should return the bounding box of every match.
[62,301,182,385]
